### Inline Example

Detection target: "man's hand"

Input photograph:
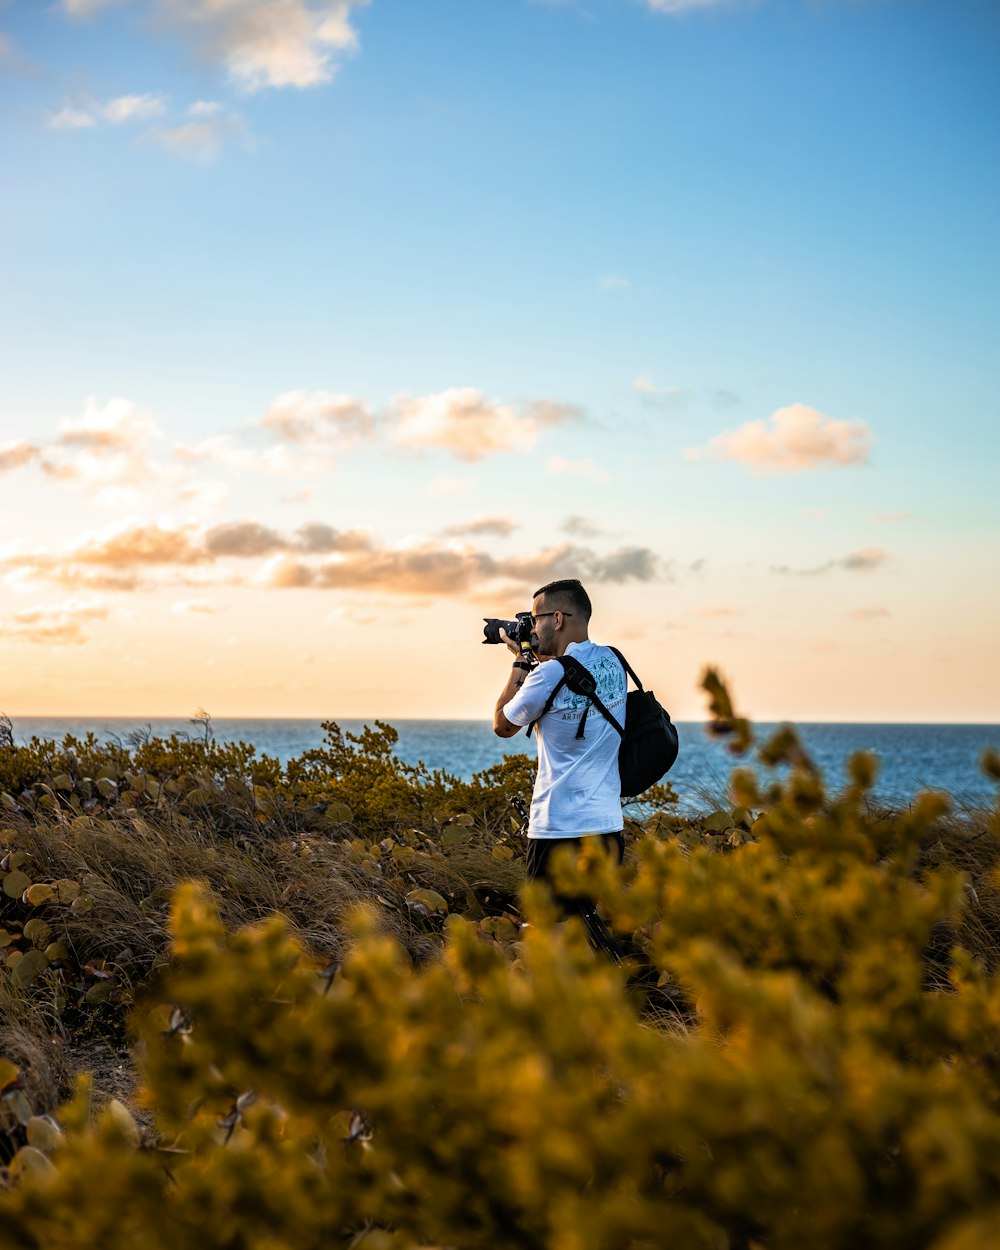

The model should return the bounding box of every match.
[498,627,527,659]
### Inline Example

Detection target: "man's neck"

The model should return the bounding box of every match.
[555,633,589,658]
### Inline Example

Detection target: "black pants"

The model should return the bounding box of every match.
[525,831,625,917]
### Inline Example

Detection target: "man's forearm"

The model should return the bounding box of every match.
[493,661,531,737]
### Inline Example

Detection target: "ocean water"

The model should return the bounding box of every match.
[6,716,999,813]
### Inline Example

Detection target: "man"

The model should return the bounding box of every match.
[493,578,627,901]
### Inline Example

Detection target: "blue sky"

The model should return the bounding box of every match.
[0,0,998,720]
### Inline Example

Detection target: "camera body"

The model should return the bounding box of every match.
[482,611,534,648]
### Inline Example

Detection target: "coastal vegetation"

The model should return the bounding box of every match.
[0,676,998,1249]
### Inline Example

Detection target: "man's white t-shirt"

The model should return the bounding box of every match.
[503,639,626,839]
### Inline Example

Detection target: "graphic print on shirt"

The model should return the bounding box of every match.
[553,651,626,722]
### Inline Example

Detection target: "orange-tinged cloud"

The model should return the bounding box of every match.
[389,389,579,461]
[262,390,373,444]
[440,515,519,539]
[0,596,108,645]
[261,541,663,596]
[57,396,160,450]
[71,522,208,566]
[695,403,872,474]
[2,515,662,603]
[0,441,42,473]
[772,548,888,576]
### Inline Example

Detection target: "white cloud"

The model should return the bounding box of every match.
[48,93,167,131]
[692,403,872,474]
[38,397,166,506]
[632,374,688,410]
[388,388,578,461]
[151,113,250,162]
[644,0,735,13]
[156,0,371,92]
[60,0,131,15]
[546,455,611,484]
[174,434,333,478]
[47,105,98,130]
[99,93,167,123]
[599,273,630,290]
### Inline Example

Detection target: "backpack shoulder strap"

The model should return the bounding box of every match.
[554,654,626,739]
[608,646,643,691]
[525,659,570,739]
[525,654,625,739]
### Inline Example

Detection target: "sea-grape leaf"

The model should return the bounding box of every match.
[3,869,31,899]
[405,888,449,915]
[24,883,56,906]
[480,915,519,943]
[8,1146,57,1179]
[54,879,81,904]
[44,940,70,964]
[23,918,52,947]
[13,948,49,985]
[26,1115,64,1153]
[4,1089,35,1126]
[0,1058,21,1092]
[105,1099,142,1148]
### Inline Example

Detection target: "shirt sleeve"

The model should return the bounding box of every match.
[502,662,562,727]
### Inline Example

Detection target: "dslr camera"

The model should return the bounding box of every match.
[482,611,534,648]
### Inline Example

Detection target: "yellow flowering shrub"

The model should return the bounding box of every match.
[1,678,999,1248]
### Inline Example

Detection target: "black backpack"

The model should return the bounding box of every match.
[526,648,679,799]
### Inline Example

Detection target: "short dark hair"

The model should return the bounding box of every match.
[533,578,592,622]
